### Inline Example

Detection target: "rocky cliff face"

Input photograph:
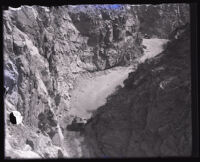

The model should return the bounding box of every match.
[4,6,77,158]
[3,5,143,158]
[132,4,190,38]
[83,24,192,157]
[68,5,143,70]
[3,4,191,158]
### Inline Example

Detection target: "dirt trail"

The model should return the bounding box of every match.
[68,38,168,119]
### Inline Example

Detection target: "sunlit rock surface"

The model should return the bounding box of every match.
[3,5,143,158]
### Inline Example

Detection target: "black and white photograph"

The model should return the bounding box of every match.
[2,2,197,159]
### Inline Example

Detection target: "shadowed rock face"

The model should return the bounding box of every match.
[83,25,192,157]
[134,4,190,38]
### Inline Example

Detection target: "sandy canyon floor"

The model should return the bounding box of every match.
[68,38,168,119]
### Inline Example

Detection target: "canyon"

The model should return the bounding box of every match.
[3,4,191,158]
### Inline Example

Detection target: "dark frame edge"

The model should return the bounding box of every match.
[190,2,199,158]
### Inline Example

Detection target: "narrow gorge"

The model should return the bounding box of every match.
[3,4,191,158]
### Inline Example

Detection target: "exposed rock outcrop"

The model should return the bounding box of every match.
[68,5,143,70]
[3,5,143,158]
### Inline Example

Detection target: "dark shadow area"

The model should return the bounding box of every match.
[66,117,85,132]
[9,112,17,124]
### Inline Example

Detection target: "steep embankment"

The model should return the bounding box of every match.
[83,25,191,157]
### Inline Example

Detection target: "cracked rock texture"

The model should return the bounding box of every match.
[3,4,190,158]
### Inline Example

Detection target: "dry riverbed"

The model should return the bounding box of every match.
[68,38,168,119]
